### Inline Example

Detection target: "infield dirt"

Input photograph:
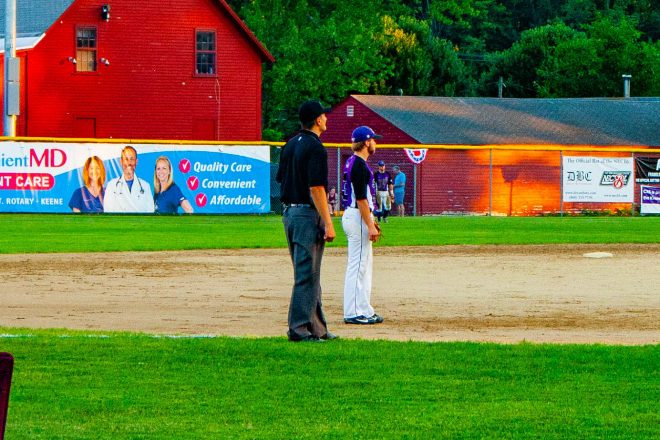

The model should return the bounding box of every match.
[2,244,658,344]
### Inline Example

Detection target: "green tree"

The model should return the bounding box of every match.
[580,15,659,96]
[535,34,603,96]
[378,14,476,96]
[228,0,658,136]
[485,15,659,97]
[483,21,579,97]
[237,0,391,139]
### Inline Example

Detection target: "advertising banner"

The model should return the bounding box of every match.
[640,185,660,214]
[0,141,270,214]
[635,157,660,184]
[562,156,634,202]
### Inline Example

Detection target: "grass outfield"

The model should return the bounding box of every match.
[1,330,658,439]
[0,213,659,253]
[1,214,658,438]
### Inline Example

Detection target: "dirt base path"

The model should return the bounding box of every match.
[2,244,658,344]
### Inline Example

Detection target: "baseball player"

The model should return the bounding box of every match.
[341,126,384,325]
[374,160,394,222]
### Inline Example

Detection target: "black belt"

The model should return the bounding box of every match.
[284,203,312,208]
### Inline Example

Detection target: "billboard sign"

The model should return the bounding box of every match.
[0,141,270,214]
[640,185,660,214]
[635,157,660,184]
[562,156,634,202]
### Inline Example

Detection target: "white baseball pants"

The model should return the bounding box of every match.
[341,207,375,319]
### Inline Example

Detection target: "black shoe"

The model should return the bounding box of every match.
[370,314,384,323]
[321,332,339,340]
[344,315,382,325]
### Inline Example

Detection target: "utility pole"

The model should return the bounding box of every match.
[3,0,19,136]
[498,76,506,98]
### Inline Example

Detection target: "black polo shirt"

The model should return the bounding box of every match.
[276,130,328,205]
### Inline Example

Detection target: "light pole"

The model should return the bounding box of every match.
[3,0,19,136]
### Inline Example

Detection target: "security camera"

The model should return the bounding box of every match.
[101,58,110,66]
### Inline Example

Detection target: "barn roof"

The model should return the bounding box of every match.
[0,0,74,38]
[0,0,73,51]
[351,95,660,147]
[0,0,274,62]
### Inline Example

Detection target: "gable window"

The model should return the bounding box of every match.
[76,27,97,72]
[196,30,216,75]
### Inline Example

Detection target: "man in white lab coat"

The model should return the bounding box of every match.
[104,146,155,213]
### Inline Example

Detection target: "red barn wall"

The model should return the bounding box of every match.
[321,97,642,216]
[1,0,265,141]
[323,96,419,215]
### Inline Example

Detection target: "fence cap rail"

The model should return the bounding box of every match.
[2,136,659,153]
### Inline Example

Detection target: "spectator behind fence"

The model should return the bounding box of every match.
[392,165,407,216]
[327,187,338,215]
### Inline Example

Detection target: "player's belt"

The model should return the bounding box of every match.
[284,203,312,208]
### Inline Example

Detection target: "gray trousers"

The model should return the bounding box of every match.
[282,206,328,340]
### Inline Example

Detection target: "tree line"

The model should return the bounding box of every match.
[225,0,660,140]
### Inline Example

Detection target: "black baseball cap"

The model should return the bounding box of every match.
[299,100,332,124]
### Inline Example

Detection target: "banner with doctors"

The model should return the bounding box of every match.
[562,156,634,202]
[0,141,270,214]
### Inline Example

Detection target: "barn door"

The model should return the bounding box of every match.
[73,117,96,138]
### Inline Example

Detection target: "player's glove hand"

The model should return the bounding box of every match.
[372,220,382,241]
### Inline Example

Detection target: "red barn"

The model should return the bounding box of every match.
[322,95,660,216]
[0,0,273,140]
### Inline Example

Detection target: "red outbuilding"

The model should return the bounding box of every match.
[0,0,274,140]
[322,95,660,216]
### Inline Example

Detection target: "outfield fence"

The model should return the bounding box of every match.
[2,137,659,216]
[272,143,660,217]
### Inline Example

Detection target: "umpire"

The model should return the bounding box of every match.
[276,100,338,342]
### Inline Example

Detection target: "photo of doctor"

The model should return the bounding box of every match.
[68,155,106,213]
[103,146,155,213]
[153,156,193,214]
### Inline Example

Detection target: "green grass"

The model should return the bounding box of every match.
[1,214,658,438]
[1,329,658,439]
[0,213,658,253]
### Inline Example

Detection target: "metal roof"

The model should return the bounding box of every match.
[352,95,660,146]
[0,0,74,37]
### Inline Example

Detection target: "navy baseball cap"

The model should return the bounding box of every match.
[299,100,331,124]
[378,160,385,166]
[351,126,383,143]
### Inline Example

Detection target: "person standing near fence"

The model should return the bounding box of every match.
[341,126,384,325]
[393,165,407,216]
[276,99,338,342]
[374,160,394,222]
